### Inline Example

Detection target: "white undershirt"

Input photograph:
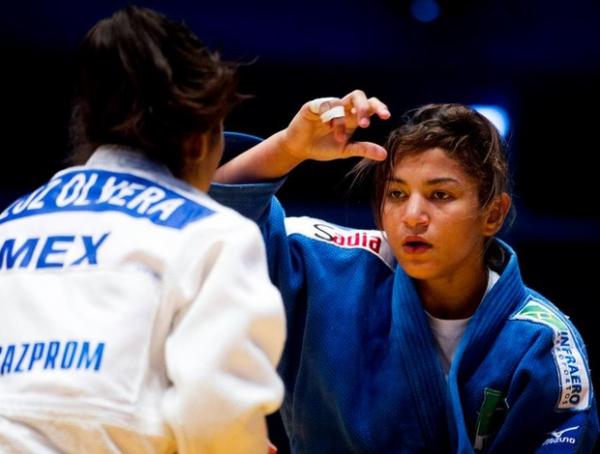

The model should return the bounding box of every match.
[426,269,500,378]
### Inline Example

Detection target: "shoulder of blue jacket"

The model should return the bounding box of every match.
[510,295,591,412]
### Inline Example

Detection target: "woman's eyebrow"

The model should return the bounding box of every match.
[388,176,460,185]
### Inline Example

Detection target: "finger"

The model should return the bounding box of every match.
[320,105,345,123]
[341,91,391,128]
[367,96,391,120]
[306,97,347,125]
[331,116,348,143]
[310,97,346,128]
[342,90,370,128]
[352,96,391,127]
[343,141,387,161]
[305,96,347,142]
[308,97,338,115]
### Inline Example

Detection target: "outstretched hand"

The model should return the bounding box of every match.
[279,89,391,163]
[213,90,390,184]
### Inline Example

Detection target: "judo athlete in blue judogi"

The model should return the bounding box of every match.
[212,93,599,453]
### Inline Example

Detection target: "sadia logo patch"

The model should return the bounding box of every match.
[511,298,590,411]
[284,217,396,268]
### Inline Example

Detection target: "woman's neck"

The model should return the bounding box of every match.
[416,266,489,320]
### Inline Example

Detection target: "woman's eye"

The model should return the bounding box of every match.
[431,191,451,200]
[388,190,406,199]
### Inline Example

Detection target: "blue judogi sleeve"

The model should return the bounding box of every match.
[209,181,309,382]
[209,179,298,290]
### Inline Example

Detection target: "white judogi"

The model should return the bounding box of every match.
[0,146,286,453]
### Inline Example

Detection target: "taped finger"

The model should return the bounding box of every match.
[308,97,338,114]
[320,105,345,123]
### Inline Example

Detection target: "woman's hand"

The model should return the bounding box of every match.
[214,90,390,184]
[279,89,391,163]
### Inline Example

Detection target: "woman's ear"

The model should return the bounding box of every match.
[482,193,511,236]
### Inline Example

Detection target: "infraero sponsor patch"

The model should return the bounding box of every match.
[511,297,590,411]
[284,217,395,269]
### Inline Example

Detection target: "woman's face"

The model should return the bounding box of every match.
[381,147,495,282]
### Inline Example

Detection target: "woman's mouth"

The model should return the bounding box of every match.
[402,238,432,254]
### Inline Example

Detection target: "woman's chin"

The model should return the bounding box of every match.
[399,262,438,281]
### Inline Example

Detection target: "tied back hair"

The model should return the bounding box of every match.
[69,5,244,177]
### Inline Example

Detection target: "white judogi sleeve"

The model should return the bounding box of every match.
[161,215,286,453]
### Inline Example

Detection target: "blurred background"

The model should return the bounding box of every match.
[1,0,599,449]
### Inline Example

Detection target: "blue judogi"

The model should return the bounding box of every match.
[211,168,598,453]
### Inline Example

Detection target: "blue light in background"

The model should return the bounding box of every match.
[471,104,510,138]
[410,0,441,23]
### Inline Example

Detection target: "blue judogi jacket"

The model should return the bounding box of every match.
[211,177,599,453]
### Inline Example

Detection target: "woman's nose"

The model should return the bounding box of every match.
[402,195,430,230]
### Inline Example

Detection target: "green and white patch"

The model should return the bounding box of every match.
[511,297,590,411]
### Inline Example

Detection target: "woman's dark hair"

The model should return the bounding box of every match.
[69,6,242,177]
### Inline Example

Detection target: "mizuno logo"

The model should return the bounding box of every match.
[542,426,579,446]
[548,426,579,439]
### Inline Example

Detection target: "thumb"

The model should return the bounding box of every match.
[342,141,387,161]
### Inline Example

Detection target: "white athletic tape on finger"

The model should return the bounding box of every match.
[320,106,345,123]
[309,97,337,114]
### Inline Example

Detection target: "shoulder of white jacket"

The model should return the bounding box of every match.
[183,196,262,236]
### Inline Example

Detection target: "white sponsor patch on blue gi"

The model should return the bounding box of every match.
[511,297,590,411]
[285,217,396,269]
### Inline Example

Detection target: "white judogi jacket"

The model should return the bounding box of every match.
[0,146,286,453]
